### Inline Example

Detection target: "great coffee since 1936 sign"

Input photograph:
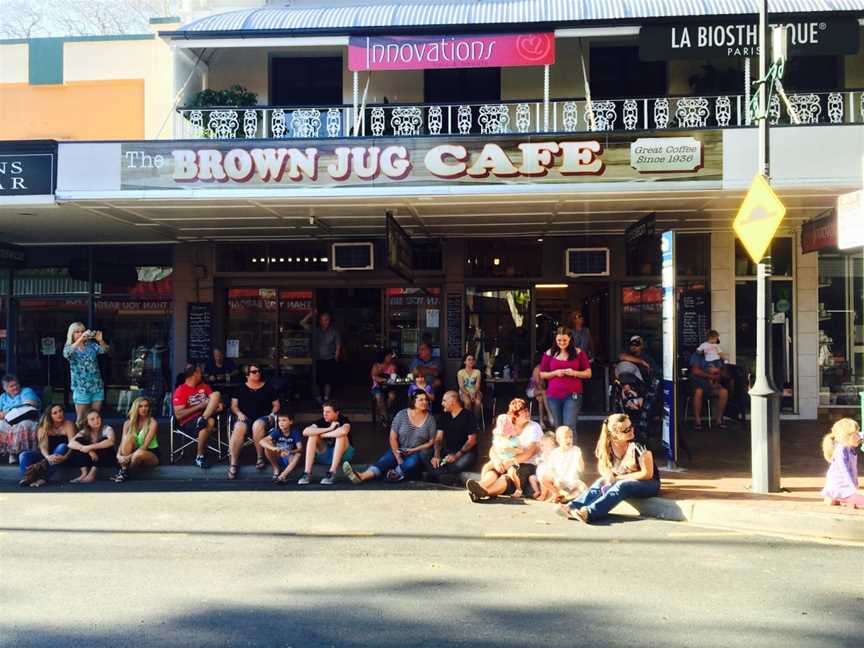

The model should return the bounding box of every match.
[640,16,859,60]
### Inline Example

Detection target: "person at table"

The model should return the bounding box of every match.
[408,368,435,402]
[371,348,398,427]
[301,310,342,403]
[689,351,729,431]
[298,400,354,485]
[616,335,657,383]
[410,343,442,394]
[204,348,238,385]
[539,327,591,440]
[343,391,436,484]
[18,404,76,487]
[457,353,483,419]
[426,390,478,482]
[113,397,160,482]
[568,309,594,362]
[66,410,116,483]
[228,364,280,479]
[63,322,109,424]
[0,374,41,463]
[172,364,221,469]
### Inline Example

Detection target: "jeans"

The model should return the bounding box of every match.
[546,393,582,438]
[568,476,660,521]
[18,444,69,479]
[369,448,430,479]
[425,451,476,480]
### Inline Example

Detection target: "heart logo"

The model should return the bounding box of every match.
[516,34,553,62]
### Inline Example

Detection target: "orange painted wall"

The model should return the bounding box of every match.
[0,79,144,140]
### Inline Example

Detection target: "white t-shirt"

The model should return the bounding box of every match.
[549,446,584,487]
[518,421,543,465]
[696,342,723,363]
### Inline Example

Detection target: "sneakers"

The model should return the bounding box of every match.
[342,461,361,485]
[320,472,335,485]
[8,453,16,464]
[297,473,311,485]
[111,467,129,483]
[194,455,209,470]
[466,479,488,501]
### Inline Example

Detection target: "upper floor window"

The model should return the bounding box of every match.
[589,46,666,99]
[270,57,343,106]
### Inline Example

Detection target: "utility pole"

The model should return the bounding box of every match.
[750,0,782,493]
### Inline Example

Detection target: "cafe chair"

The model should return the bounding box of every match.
[170,413,227,464]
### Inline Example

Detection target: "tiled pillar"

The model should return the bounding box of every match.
[172,243,215,378]
[796,231,819,419]
[710,232,735,362]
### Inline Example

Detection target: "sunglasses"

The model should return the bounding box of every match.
[248,369,261,375]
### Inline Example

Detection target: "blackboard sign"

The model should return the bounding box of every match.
[678,286,709,364]
[386,212,413,282]
[187,303,213,364]
[446,293,463,359]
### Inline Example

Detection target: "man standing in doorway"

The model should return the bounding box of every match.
[302,310,342,403]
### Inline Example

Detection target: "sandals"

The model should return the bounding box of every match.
[227,464,238,480]
[112,467,129,483]
[255,457,266,470]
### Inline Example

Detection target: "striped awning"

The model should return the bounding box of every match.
[172,1,864,35]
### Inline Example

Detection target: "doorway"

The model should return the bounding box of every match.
[270,56,343,106]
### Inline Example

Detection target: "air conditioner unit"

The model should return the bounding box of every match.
[565,248,610,277]
[331,242,374,271]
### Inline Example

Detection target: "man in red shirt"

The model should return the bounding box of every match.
[172,364,221,469]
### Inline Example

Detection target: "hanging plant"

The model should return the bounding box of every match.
[189,85,258,108]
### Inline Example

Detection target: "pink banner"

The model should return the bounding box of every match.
[348,32,555,71]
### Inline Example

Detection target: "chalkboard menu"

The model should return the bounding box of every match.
[678,286,709,363]
[187,303,213,364]
[446,293,463,359]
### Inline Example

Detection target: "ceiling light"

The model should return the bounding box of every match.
[304,257,309,262]
[537,237,544,242]
[493,258,501,266]
[535,284,568,289]
[279,257,285,262]
[252,258,258,262]
[270,258,276,262]
[321,257,328,263]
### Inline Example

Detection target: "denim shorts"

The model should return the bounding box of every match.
[72,388,105,405]
[316,444,354,466]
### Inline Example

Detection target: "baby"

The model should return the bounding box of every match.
[696,330,726,369]
[530,432,558,501]
[485,410,524,497]
[621,383,644,411]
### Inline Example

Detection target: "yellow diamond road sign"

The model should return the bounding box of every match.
[733,174,786,264]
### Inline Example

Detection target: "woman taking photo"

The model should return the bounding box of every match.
[18,405,76,487]
[559,413,660,524]
[343,390,436,484]
[113,397,160,482]
[539,326,591,440]
[63,322,110,424]
[67,410,116,483]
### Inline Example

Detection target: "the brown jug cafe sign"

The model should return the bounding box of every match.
[120,132,720,191]
[640,16,859,60]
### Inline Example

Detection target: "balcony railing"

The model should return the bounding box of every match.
[174,91,858,140]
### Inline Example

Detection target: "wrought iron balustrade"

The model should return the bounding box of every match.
[174,91,858,140]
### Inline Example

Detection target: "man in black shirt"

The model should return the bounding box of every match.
[227,364,280,479]
[298,400,354,486]
[426,390,478,481]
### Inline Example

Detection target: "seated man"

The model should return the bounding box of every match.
[426,390,478,482]
[689,352,729,430]
[298,400,354,486]
[171,364,221,469]
[204,348,238,385]
[0,374,41,463]
[616,335,657,383]
[410,343,443,394]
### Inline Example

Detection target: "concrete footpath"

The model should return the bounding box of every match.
[2,419,862,542]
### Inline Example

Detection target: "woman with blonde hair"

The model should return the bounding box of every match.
[63,322,110,424]
[821,418,863,508]
[66,409,116,483]
[113,397,160,483]
[17,404,76,487]
[559,413,660,523]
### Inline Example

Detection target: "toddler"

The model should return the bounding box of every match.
[545,426,586,502]
[530,432,558,501]
[484,409,524,497]
[821,418,863,509]
[697,330,726,369]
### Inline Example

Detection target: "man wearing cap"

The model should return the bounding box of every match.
[616,335,657,383]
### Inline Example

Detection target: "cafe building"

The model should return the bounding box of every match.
[3,0,864,423]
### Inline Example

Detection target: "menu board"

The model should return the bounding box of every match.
[678,286,709,363]
[187,303,213,363]
[446,293,463,359]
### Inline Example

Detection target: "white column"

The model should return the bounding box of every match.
[543,64,550,133]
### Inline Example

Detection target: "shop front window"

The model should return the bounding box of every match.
[386,287,441,362]
[818,251,864,406]
[621,284,662,372]
[278,290,314,402]
[465,288,532,380]
[465,241,542,279]
[226,288,278,369]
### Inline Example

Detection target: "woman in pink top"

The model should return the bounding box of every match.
[539,327,591,440]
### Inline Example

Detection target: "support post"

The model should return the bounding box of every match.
[353,71,359,136]
[750,0,782,493]
[543,64,550,132]
[744,57,751,126]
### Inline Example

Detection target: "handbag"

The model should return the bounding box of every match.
[19,459,48,486]
[4,405,39,425]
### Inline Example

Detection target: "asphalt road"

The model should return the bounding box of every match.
[1,483,861,648]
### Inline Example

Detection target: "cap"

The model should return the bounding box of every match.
[629,335,643,343]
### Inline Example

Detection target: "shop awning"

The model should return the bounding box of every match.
[170,0,864,36]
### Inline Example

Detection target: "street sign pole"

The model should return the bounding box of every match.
[751,0,782,493]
